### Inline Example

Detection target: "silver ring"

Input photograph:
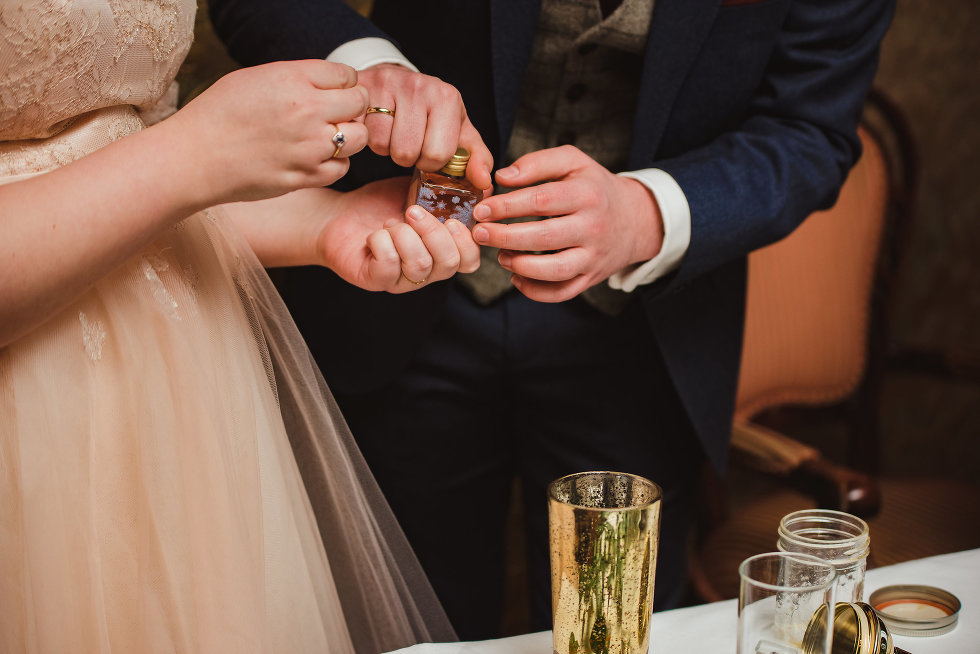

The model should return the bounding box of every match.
[331,130,347,159]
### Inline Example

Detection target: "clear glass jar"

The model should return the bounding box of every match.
[777,509,870,603]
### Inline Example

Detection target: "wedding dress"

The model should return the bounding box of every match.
[0,2,454,652]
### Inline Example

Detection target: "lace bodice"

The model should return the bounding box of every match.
[0,0,194,174]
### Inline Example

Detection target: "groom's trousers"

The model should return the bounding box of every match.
[333,284,704,640]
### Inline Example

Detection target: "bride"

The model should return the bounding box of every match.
[0,1,478,652]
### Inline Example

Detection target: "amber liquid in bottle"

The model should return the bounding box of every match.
[407,147,483,228]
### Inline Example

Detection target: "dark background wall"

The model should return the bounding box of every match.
[871,2,980,479]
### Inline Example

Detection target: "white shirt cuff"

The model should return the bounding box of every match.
[607,168,691,292]
[325,37,419,72]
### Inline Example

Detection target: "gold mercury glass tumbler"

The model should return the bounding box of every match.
[548,471,662,654]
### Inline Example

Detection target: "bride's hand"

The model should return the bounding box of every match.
[225,178,480,292]
[166,60,369,206]
[317,178,481,292]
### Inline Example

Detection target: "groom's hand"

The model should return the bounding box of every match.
[356,64,493,192]
[469,146,665,303]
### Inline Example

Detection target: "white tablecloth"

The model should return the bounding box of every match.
[389,548,979,654]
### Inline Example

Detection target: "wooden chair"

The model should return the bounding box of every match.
[687,91,980,603]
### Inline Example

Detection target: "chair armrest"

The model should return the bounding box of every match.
[731,420,882,518]
[731,421,820,474]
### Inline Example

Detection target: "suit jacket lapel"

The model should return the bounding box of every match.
[630,0,720,166]
[489,0,719,165]
[490,0,543,153]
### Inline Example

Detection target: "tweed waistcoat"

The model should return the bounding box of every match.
[458,0,655,314]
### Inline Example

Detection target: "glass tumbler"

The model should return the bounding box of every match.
[548,471,661,654]
[738,552,837,654]
[777,509,870,603]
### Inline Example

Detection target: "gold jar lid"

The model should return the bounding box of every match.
[439,147,470,177]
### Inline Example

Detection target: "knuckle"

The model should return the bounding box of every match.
[537,223,557,250]
[376,248,400,267]
[529,188,552,214]
[442,252,462,270]
[289,151,312,174]
[420,143,453,167]
[389,144,417,166]
[302,147,324,172]
[581,183,600,207]
[367,132,391,155]
[438,84,461,106]
[288,67,309,89]
[411,253,434,271]
[339,63,357,86]
[554,253,574,279]
[410,74,430,96]
[273,62,294,79]
[276,170,303,192]
[498,227,515,250]
[585,217,604,241]
[416,218,441,236]
[374,66,397,85]
[386,223,409,239]
[352,88,369,112]
[343,121,367,141]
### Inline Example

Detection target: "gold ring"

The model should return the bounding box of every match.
[401,272,426,286]
[367,106,395,117]
[331,130,346,159]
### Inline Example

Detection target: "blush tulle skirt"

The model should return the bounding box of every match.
[0,163,453,652]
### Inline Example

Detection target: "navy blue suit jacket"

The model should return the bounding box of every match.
[210,0,894,471]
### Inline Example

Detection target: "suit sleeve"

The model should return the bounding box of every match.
[208,0,390,66]
[653,0,896,290]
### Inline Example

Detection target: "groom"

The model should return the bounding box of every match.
[209,0,895,639]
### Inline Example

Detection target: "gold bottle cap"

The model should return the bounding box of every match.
[439,147,470,177]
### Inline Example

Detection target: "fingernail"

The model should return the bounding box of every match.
[498,251,512,267]
[496,166,517,180]
[383,218,400,229]
[473,225,489,243]
[473,205,490,221]
[445,219,462,233]
[406,206,424,221]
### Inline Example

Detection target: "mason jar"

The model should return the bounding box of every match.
[777,509,870,603]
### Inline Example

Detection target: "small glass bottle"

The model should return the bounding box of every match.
[407,147,483,228]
